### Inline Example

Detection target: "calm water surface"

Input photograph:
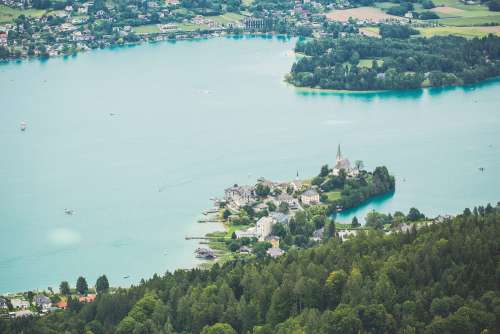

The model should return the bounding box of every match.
[1,36,499,292]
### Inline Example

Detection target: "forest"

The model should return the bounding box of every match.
[289,34,500,91]
[1,202,499,334]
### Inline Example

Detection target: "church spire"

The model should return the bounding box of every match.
[336,144,342,162]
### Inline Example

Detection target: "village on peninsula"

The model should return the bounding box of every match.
[190,145,430,264]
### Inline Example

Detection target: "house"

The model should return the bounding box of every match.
[11,299,29,310]
[253,202,268,213]
[0,297,7,309]
[34,295,52,310]
[266,247,284,258]
[269,212,289,224]
[235,226,258,239]
[78,294,96,303]
[238,245,252,254]
[301,189,320,205]
[56,299,68,309]
[276,193,298,209]
[337,229,360,241]
[256,216,277,241]
[195,248,216,259]
[312,227,324,241]
[266,236,280,248]
[224,185,256,209]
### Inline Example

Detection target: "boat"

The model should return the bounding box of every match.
[64,208,74,215]
[123,275,130,279]
[20,122,27,131]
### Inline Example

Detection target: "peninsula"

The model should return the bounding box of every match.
[192,146,395,263]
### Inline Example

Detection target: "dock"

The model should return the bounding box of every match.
[185,236,228,240]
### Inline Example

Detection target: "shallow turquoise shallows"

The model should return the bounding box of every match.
[1,36,499,293]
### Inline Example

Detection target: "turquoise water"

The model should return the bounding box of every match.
[1,36,499,293]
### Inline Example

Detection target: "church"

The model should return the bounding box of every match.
[332,144,355,176]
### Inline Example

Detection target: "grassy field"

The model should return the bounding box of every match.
[177,22,210,31]
[208,12,243,25]
[358,58,384,68]
[429,0,500,26]
[133,24,160,34]
[359,26,380,37]
[324,191,341,202]
[0,5,46,24]
[326,6,404,22]
[418,26,500,37]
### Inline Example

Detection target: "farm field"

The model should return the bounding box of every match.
[133,24,160,34]
[0,5,46,24]
[326,6,405,22]
[417,26,500,37]
[430,0,500,26]
[207,13,243,25]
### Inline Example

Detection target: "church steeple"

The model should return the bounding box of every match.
[336,144,342,162]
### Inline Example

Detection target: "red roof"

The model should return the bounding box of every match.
[57,300,68,309]
[78,294,96,303]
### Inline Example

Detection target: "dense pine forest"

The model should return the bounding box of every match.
[289,35,500,91]
[2,203,499,334]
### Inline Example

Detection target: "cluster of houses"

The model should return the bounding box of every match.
[0,293,96,318]
[218,146,361,257]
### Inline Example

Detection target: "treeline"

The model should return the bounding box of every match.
[289,34,500,91]
[3,203,499,334]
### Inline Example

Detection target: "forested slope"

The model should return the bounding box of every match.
[2,203,499,334]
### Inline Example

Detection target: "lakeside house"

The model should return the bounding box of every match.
[0,297,7,310]
[195,248,216,259]
[34,295,52,310]
[235,216,277,241]
[11,298,29,310]
[235,226,259,239]
[301,189,320,205]
[79,294,96,303]
[224,184,256,210]
[57,299,68,309]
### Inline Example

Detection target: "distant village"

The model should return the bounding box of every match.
[0,0,441,61]
[0,291,96,319]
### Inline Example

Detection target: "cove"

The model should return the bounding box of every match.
[0,36,499,293]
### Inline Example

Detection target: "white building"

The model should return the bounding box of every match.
[11,299,30,310]
[224,185,255,209]
[256,216,277,241]
[301,189,320,205]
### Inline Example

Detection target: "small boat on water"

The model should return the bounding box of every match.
[123,275,130,279]
[20,122,27,131]
[64,208,74,215]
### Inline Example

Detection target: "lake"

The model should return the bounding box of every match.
[1,36,499,293]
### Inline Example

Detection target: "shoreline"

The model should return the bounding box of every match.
[285,76,500,94]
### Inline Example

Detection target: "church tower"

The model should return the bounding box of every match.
[336,144,342,163]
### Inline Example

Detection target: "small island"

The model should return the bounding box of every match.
[193,145,395,263]
[288,33,500,91]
